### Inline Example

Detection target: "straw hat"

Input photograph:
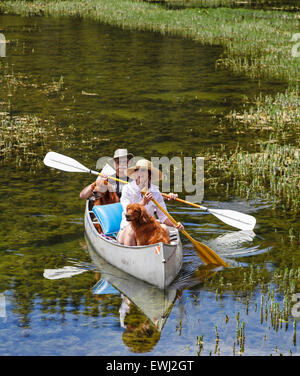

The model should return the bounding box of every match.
[126,159,162,182]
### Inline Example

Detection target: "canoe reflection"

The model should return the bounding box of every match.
[87,238,177,333]
[87,236,217,353]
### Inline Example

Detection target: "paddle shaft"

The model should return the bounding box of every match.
[97,173,255,230]
[98,173,204,206]
[151,197,193,240]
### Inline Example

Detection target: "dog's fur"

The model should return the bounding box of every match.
[91,179,120,233]
[91,179,120,206]
[125,203,170,246]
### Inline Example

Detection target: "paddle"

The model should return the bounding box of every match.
[95,176,255,231]
[44,151,228,267]
[95,173,255,231]
[44,151,100,176]
[43,151,256,230]
[161,196,256,231]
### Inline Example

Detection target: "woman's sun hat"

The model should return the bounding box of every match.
[126,159,162,182]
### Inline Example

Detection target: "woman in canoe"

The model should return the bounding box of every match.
[117,159,184,246]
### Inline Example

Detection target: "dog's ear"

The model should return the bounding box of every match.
[139,206,150,224]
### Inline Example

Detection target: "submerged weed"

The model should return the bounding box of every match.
[0,113,50,166]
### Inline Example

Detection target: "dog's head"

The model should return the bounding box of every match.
[91,179,112,199]
[125,203,150,224]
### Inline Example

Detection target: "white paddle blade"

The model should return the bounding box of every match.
[208,209,256,231]
[44,151,91,173]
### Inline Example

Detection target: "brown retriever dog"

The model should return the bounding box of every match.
[125,203,170,246]
[91,179,120,206]
[91,179,120,233]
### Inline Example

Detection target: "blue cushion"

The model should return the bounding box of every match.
[92,202,123,235]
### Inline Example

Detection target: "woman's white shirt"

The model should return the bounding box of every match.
[120,180,167,230]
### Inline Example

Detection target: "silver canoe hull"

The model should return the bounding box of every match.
[84,201,182,289]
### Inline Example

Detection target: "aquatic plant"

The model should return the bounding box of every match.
[196,334,204,355]
[227,87,300,143]
[203,138,299,213]
[0,113,49,166]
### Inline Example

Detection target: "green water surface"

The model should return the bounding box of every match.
[0,14,298,356]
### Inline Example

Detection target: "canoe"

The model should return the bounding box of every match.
[87,239,178,331]
[84,200,183,289]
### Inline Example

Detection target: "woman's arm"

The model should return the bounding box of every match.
[163,217,184,231]
[153,190,184,231]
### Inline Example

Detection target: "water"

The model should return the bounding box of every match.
[0,14,298,356]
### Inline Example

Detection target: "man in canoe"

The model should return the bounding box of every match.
[80,148,134,200]
[117,159,184,246]
[80,149,179,202]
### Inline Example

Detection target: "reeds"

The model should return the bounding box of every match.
[204,85,300,213]
[157,0,300,10]
[0,59,68,166]
[227,143,299,212]
[195,262,299,355]
[227,87,300,142]
[204,142,299,213]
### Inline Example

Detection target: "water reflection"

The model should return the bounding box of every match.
[87,240,177,329]
[208,230,256,256]
[1,13,297,356]
[86,238,217,352]
[91,278,164,353]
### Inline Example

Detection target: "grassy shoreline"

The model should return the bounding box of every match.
[0,1,299,83]
[0,0,299,211]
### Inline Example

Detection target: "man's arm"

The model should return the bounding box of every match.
[79,182,95,200]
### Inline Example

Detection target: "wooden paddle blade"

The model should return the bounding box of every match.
[151,197,229,267]
[192,238,229,267]
[182,230,228,267]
